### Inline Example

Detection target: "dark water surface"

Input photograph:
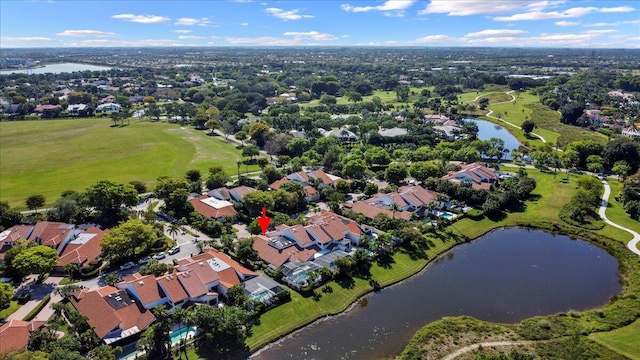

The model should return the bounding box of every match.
[253,228,621,360]
[469,118,521,160]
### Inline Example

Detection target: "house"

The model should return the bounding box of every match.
[208,186,255,202]
[117,273,167,310]
[378,127,408,137]
[175,249,256,295]
[252,234,318,269]
[423,114,451,124]
[55,227,107,272]
[99,95,116,104]
[344,201,412,222]
[441,162,499,190]
[1,103,20,115]
[189,195,237,221]
[29,221,81,254]
[0,319,46,354]
[66,103,88,116]
[279,260,321,290]
[0,225,34,262]
[34,104,60,117]
[69,286,155,344]
[155,272,189,310]
[96,103,121,112]
[433,125,463,141]
[319,128,357,143]
[347,185,439,221]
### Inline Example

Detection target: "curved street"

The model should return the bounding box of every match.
[599,180,640,256]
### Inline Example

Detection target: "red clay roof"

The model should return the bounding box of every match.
[156,273,188,304]
[310,170,333,185]
[269,177,289,190]
[184,261,220,286]
[189,195,237,219]
[57,227,107,267]
[231,186,255,200]
[120,274,164,306]
[217,268,242,289]
[30,221,75,248]
[176,271,208,298]
[0,225,33,244]
[252,235,317,267]
[441,162,498,185]
[70,287,126,339]
[0,319,45,354]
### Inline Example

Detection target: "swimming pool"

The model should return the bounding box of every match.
[437,211,456,220]
[170,326,197,345]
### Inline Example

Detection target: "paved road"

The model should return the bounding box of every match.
[599,180,640,256]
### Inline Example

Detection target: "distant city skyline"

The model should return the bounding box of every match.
[1,0,639,48]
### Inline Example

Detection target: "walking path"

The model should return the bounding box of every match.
[599,180,640,256]
[442,341,534,360]
[483,91,547,144]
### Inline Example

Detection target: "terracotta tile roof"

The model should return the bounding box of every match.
[176,271,208,298]
[441,162,498,185]
[202,248,256,277]
[217,268,242,289]
[230,186,255,200]
[285,224,314,246]
[184,261,220,286]
[252,235,317,267]
[305,224,333,244]
[269,177,289,190]
[120,274,164,306]
[156,273,188,304]
[289,171,310,183]
[34,104,60,112]
[0,225,33,245]
[346,202,412,221]
[310,170,333,185]
[57,227,106,267]
[70,287,154,340]
[189,195,237,220]
[29,221,75,248]
[303,185,318,196]
[0,319,46,354]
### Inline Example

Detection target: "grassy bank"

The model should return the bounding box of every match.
[0,118,255,209]
[590,319,640,360]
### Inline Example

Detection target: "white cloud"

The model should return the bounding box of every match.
[64,39,179,47]
[465,29,528,38]
[265,7,313,20]
[178,35,206,40]
[1,36,56,42]
[583,29,618,35]
[414,34,454,43]
[112,14,171,24]
[175,17,211,26]
[341,0,416,16]
[586,20,640,27]
[341,34,351,39]
[56,30,116,37]
[555,21,580,27]
[419,0,527,16]
[282,31,338,41]
[174,30,193,33]
[240,22,249,26]
[225,36,299,45]
[494,6,634,21]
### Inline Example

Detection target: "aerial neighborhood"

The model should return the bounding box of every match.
[1,44,640,360]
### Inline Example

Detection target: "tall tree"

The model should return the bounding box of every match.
[25,194,46,213]
[84,180,138,226]
[13,245,58,278]
[100,219,158,261]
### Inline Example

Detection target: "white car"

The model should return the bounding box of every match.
[119,262,135,271]
[138,256,152,265]
[168,246,180,255]
[152,252,166,260]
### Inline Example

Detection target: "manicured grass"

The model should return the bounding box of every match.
[302,87,434,108]
[0,119,256,209]
[0,300,20,319]
[596,179,638,243]
[590,319,640,360]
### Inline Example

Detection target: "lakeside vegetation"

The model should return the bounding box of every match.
[590,319,640,360]
[0,118,255,209]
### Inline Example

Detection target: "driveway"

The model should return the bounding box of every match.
[8,275,63,321]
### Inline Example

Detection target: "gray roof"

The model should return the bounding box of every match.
[243,275,285,295]
[378,127,408,137]
[313,250,349,269]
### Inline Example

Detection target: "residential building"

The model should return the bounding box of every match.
[441,162,499,190]
[319,127,357,142]
[0,320,46,354]
[95,103,121,112]
[69,286,155,344]
[55,227,107,272]
[66,103,88,116]
[189,195,237,221]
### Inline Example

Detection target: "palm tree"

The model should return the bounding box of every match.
[64,263,79,280]
[390,203,401,219]
[236,160,242,177]
[168,223,179,241]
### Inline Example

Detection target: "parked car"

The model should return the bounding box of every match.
[138,256,152,265]
[119,262,135,271]
[168,246,180,255]
[152,252,166,260]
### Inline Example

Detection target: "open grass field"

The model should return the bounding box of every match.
[302,87,434,108]
[0,118,256,209]
[590,319,640,360]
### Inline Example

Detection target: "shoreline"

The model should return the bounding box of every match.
[248,223,637,358]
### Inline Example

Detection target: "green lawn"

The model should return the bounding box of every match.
[596,179,639,243]
[0,118,256,209]
[0,301,19,319]
[302,87,433,108]
[590,319,640,360]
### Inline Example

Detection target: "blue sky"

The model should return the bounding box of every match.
[1,0,638,48]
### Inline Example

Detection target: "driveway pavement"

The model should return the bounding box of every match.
[8,275,63,321]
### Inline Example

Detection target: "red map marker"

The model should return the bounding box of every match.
[257,207,271,234]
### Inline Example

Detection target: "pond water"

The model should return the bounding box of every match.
[467,118,521,160]
[0,62,112,75]
[253,228,621,360]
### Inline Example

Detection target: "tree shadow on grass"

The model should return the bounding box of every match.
[486,210,508,222]
[375,254,396,269]
[335,275,355,289]
[193,345,251,360]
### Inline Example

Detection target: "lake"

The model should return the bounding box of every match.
[0,63,112,75]
[253,228,621,360]
[468,118,521,160]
